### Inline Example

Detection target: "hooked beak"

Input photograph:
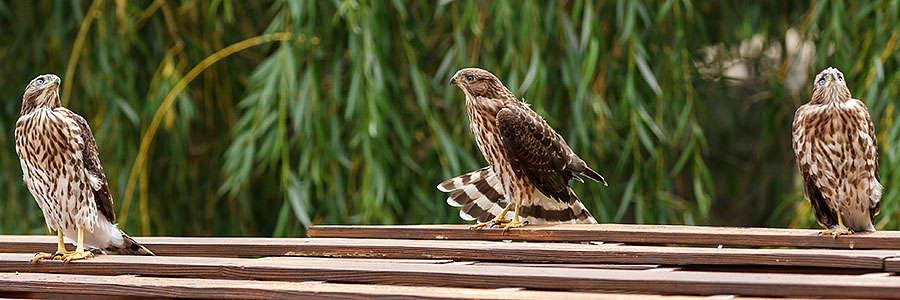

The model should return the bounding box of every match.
[51,76,61,87]
[449,76,458,85]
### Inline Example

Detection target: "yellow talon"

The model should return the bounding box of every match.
[30,252,55,264]
[501,202,527,233]
[819,214,853,238]
[30,230,70,264]
[470,201,514,230]
[59,250,94,263]
[30,226,95,263]
[501,219,526,232]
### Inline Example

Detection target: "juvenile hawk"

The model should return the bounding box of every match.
[440,68,606,230]
[16,74,153,263]
[792,67,882,236]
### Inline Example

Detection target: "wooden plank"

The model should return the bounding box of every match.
[2,236,895,269]
[0,254,898,298]
[5,235,897,269]
[883,257,900,272]
[0,272,710,300]
[472,262,662,270]
[274,238,897,270]
[307,224,900,249]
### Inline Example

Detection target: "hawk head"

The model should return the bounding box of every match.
[811,67,851,104]
[21,74,62,115]
[450,68,512,100]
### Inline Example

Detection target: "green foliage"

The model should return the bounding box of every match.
[0,1,897,237]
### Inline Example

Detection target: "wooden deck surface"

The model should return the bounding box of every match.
[0,224,897,299]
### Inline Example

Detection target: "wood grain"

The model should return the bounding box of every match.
[0,254,898,298]
[0,272,712,300]
[884,257,900,272]
[2,236,896,269]
[307,224,900,249]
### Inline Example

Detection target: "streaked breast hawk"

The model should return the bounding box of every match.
[16,74,153,263]
[439,68,607,230]
[792,67,882,237]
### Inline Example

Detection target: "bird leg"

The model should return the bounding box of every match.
[819,214,853,238]
[470,202,514,230]
[30,230,68,264]
[501,202,527,232]
[55,226,94,263]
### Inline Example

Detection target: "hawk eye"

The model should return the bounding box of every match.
[35,78,45,85]
[818,79,825,86]
[466,76,475,82]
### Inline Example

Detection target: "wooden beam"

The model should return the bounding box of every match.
[307,224,900,249]
[1,236,896,269]
[0,254,898,298]
[0,272,710,300]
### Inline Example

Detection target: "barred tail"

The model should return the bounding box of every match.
[518,190,598,225]
[103,230,154,255]
[437,167,597,224]
[438,167,508,222]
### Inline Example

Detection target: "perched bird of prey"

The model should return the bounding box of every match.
[16,74,153,263]
[440,68,607,230]
[792,67,882,237]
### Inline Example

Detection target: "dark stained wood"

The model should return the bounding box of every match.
[0,254,898,298]
[0,272,711,300]
[2,236,896,270]
[307,224,900,249]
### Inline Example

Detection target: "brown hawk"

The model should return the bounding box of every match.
[440,68,606,230]
[792,67,882,237]
[16,74,153,263]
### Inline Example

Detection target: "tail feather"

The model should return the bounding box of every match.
[441,168,506,221]
[518,190,597,224]
[103,230,154,255]
[438,167,597,224]
[437,167,491,192]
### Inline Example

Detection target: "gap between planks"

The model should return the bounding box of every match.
[0,254,898,298]
[306,224,900,249]
[1,236,897,270]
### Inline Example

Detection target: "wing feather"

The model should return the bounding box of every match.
[854,99,881,220]
[496,106,604,203]
[61,109,116,223]
[792,104,838,228]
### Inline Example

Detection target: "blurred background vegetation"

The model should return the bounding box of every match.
[0,0,897,237]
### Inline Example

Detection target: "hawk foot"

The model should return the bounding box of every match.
[819,214,854,238]
[30,252,56,264]
[819,228,854,239]
[469,218,511,230]
[57,250,94,263]
[51,250,73,260]
[502,220,527,233]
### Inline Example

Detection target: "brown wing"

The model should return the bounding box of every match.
[496,106,604,203]
[856,99,881,220]
[61,109,116,223]
[792,105,837,228]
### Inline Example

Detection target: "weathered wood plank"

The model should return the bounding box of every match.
[0,254,898,298]
[0,272,703,300]
[2,236,895,269]
[307,224,900,249]
[883,257,900,272]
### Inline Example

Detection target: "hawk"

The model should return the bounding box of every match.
[792,67,882,237]
[440,68,606,230]
[16,74,153,263]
